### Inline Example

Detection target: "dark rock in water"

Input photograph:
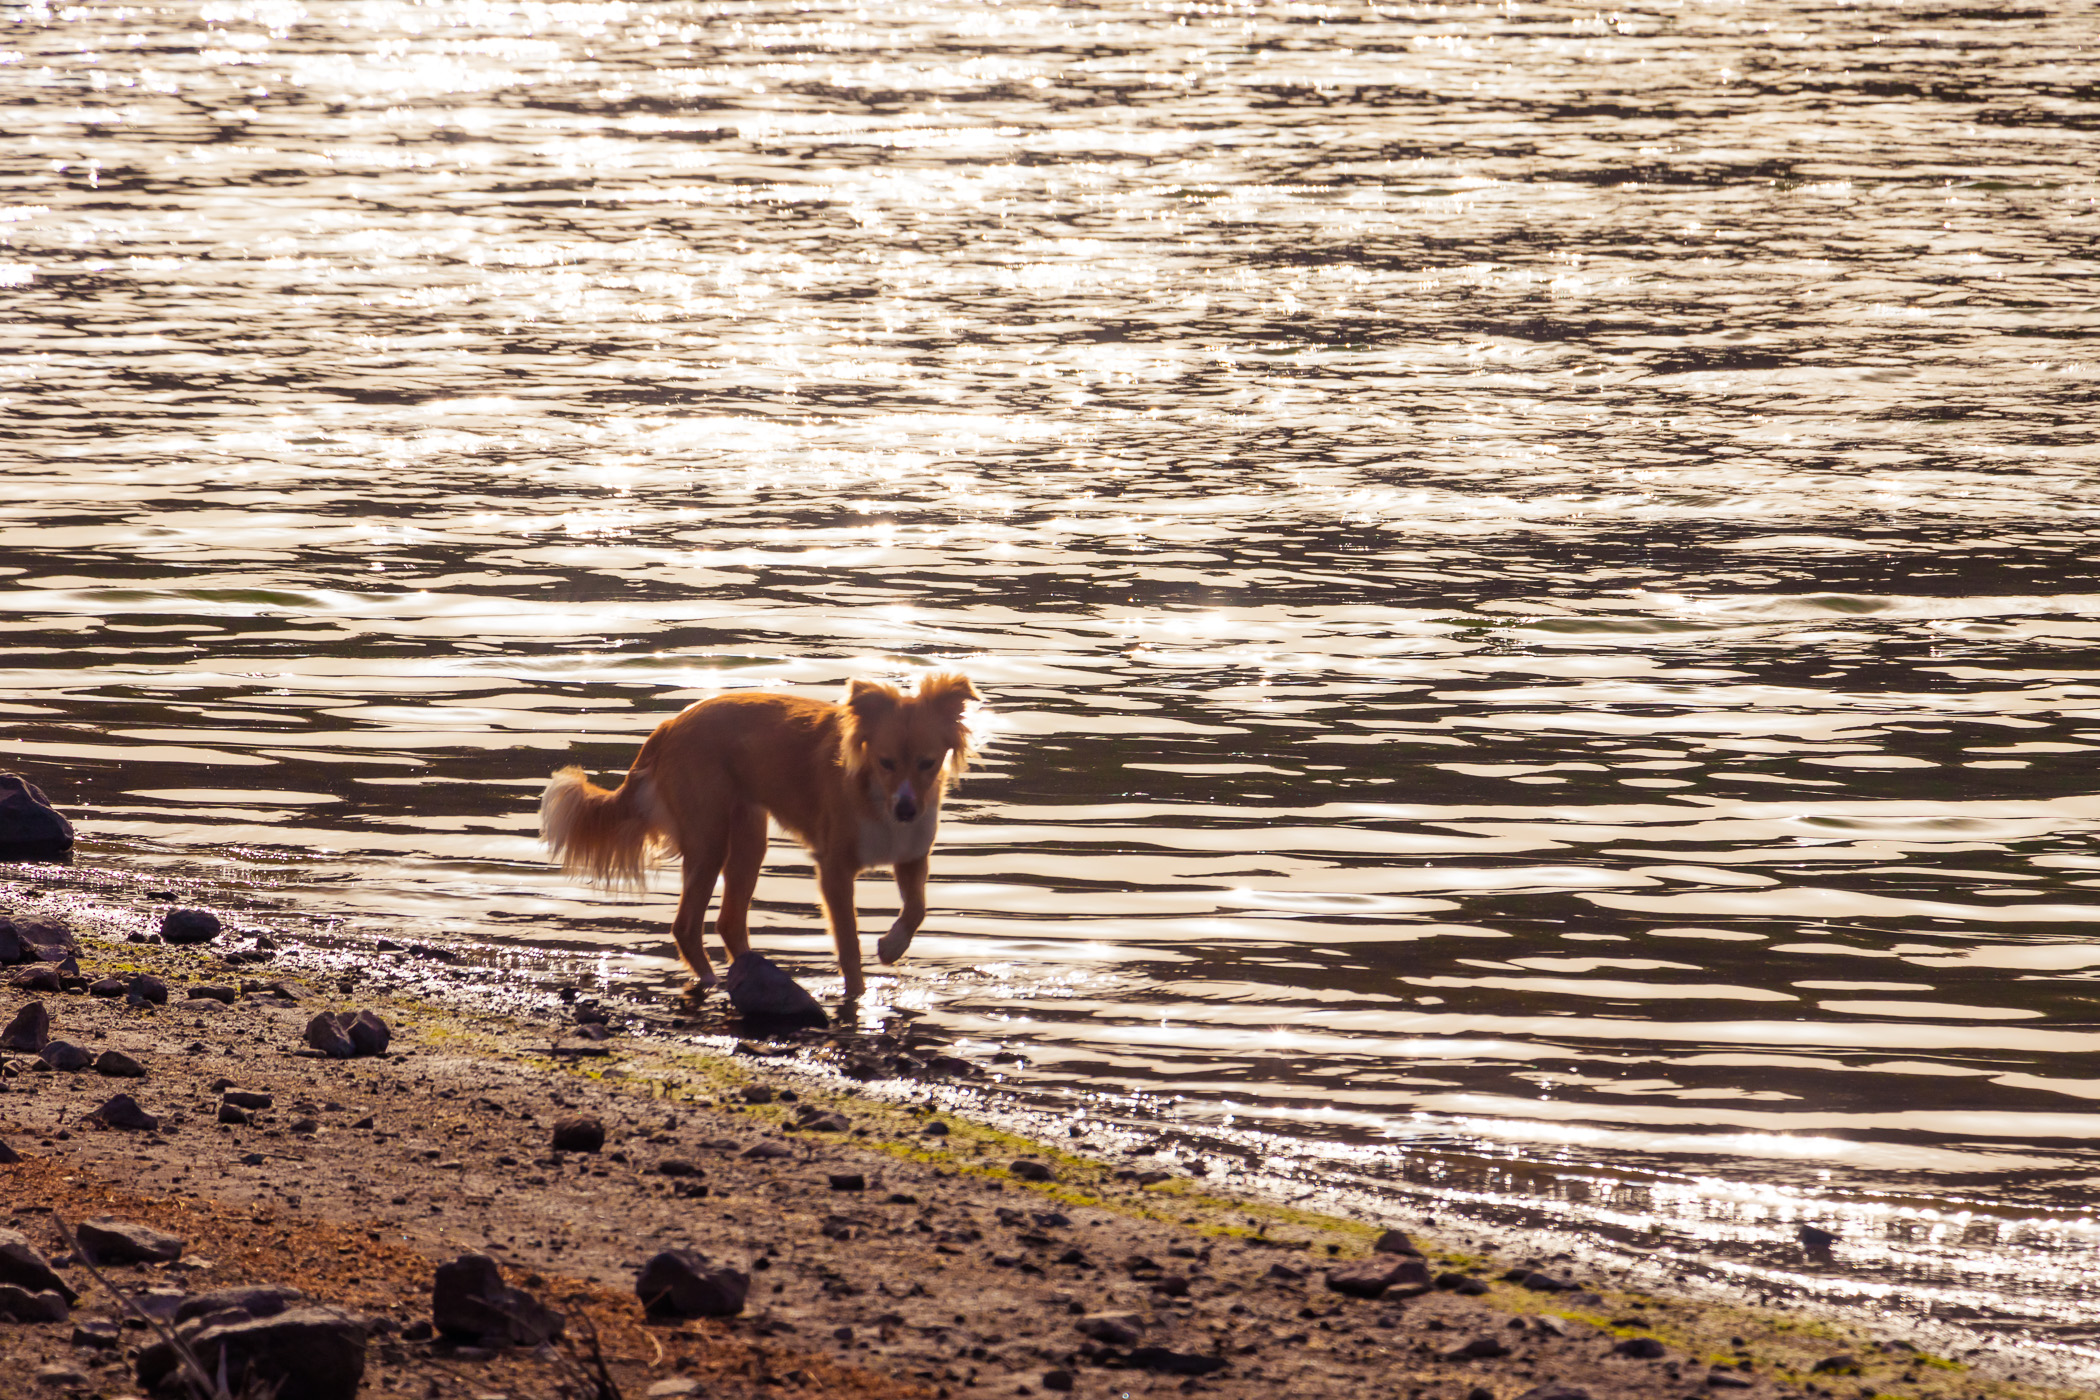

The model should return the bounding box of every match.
[78,1219,185,1265]
[173,1286,302,1325]
[0,774,74,860]
[1326,1255,1431,1299]
[1,1001,50,1052]
[9,964,59,994]
[303,1012,355,1058]
[0,1228,79,1303]
[160,907,222,944]
[137,1307,366,1400]
[37,1041,92,1072]
[1009,1159,1054,1183]
[551,1115,605,1153]
[127,973,168,1005]
[91,1093,159,1132]
[1798,1223,1838,1255]
[724,953,826,1027]
[636,1250,749,1319]
[345,1009,391,1056]
[432,1253,563,1346]
[95,1049,147,1079]
[1373,1228,1422,1256]
[0,1283,69,1323]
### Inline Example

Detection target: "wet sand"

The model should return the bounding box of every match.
[1,884,2091,1400]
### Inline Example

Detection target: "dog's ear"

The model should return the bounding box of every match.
[916,672,979,721]
[838,678,901,771]
[917,672,979,776]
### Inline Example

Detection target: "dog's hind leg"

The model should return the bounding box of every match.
[671,825,729,990]
[713,801,766,968]
[815,859,864,1002]
[876,855,927,965]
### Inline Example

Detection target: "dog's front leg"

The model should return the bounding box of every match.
[817,859,864,1001]
[877,855,927,965]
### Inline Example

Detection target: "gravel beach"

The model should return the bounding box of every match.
[0,883,2086,1400]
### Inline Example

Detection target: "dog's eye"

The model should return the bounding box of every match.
[917,758,937,771]
[878,758,896,772]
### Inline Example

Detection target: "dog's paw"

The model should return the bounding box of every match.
[877,921,917,965]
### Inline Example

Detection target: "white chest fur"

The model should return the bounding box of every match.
[856,803,939,869]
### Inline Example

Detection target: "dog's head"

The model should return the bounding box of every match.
[839,672,979,822]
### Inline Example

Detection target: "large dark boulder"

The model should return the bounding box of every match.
[0,1228,78,1304]
[724,953,826,1029]
[0,775,73,860]
[431,1253,562,1346]
[138,1307,365,1400]
[1,1001,50,1052]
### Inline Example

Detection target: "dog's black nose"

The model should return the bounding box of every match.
[894,796,918,822]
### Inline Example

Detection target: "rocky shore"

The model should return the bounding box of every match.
[0,881,2088,1400]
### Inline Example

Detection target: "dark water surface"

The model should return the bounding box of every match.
[7,0,2100,1350]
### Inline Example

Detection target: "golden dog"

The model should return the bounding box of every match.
[540,673,978,1000]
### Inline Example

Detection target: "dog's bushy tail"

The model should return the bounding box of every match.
[541,766,662,890]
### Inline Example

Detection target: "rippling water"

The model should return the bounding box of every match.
[7,0,2100,1347]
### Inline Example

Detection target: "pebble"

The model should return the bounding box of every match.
[188,984,237,1004]
[645,1382,703,1398]
[740,1140,792,1161]
[1446,1335,1513,1360]
[0,1228,78,1303]
[0,1283,70,1323]
[88,976,125,998]
[635,1249,750,1319]
[1373,1228,1422,1256]
[1811,1354,1861,1374]
[77,1218,185,1265]
[127,973,168,1005]
[550,1115,606,1153]
[827,1172,866,1192]
[1126,1345,1227,1376]
[160,907,222,944]
[34,1363,90,1389]
[1075,1312,1143,1346]
[1,1000,50,1052]
[224,1088,272,1110]
[432,1253,564,1346]
[37,1040,92,1072]
[94,1049,147,1078]
[1613,1337,1667,1359]
[90,1092,160,1131]
[1009,1158,1054,1182]
[1326,1255,1430,1299]
[1514,1387,1593,1400]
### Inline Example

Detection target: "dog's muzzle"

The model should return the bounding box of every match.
[893,782,919,823]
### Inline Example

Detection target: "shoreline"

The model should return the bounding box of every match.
[1,872,2095,1400]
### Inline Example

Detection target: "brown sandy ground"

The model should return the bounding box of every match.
[1,921,2094,1400]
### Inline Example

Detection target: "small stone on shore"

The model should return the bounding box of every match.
[37,1040,92,1073]
[1009,1159,1054,1182]
[1,1001,50,1052]
[160,907,222,944]
[636,1249,750,1319]
[0,1284,69,1323]
[0,1228,79,1303]
[77,1218,185,1265]
[551,1115,605,1153]
[90,1093,159,1132]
